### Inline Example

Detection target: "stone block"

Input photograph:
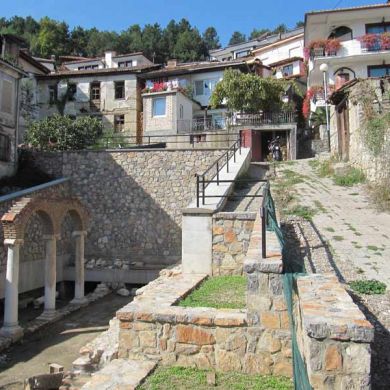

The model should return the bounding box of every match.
[215,349,242,372]
[260,313,280,329]
[176,325,215,345]
[139,331,157,348]
[324,345,342,371]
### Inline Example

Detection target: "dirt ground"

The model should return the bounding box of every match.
[0,294,130,389]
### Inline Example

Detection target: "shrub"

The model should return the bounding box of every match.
[349,279,386,295]
[26,114,103,151]
[333,167,365,187]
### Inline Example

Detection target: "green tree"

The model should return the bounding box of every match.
[70,26,90,56]
[174,29,207,62]
[210,69,286,113]
[272,24,288,35]
[228,31,246,45]
[249,28,270,40]
[203,27,220,51]
[295,21,304,28]
[142,23,163,63]
[31,17,70,58]
[26,114,103,151]
[117,24,143,54]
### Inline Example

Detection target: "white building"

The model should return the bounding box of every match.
[140,60,256,134]
[305,2,390,110]
[251,29,305,81]
[37,52,158,136]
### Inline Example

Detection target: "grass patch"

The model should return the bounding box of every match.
[367,245,379,251]
[349,279,387,295]
[356,268,365,274]
[332,235,344,241]
[139,367,293,390]
[285,205,316,221]
[325,227,335,233]
[368,182,390,212]
[178,276,246,309]
[333,168,365,187]
[310,159,334,177]
[313,200,327,213]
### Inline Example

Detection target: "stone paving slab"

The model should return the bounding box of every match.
[81,359,157,390]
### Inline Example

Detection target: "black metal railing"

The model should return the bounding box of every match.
[94,132,239,150]
[228,111,296,127]
[177,118,226,133]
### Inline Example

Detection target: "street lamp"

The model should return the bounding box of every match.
[320,63,331,152]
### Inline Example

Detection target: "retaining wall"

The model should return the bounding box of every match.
[23,149,224,266]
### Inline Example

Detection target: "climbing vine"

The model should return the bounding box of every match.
[349,80,390,157]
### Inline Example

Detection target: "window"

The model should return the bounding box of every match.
[115,81,125,99]
[118,60,133,68]
[329,26,353,41]
[179,104,184,119]
[1,78,14,114]
[68,83,77,101]
[0,133,10,162]
[236,50,250,58]
[49,85,57,104]
[152,97,166,117]
[282,64,294,77]
[90,82,101,100]
[114,115,125,132]
[368,65,390,78]
[194,79,219,96]
[366,23,390,34]
[190,134,206,144]
[78,64,99,70]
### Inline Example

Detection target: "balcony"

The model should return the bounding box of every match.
[229,111,296,127]
[177,118,226,133]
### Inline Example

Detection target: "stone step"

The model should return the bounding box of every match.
[81,359,157,390]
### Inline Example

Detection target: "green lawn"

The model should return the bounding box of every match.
[138,367,293,390]
[178,276,246,309]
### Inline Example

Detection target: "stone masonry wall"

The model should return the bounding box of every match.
[24,149,224,266]
[116,267,292,377]
[212,212,256,276]
[295,274,374,390]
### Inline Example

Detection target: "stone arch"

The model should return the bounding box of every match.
[329,26,353,41]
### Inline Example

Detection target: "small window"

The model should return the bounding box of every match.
[236,50,249,58]
[152,97,166,117]
[49,85,57,104]
[118,60,133,68]
[368,65,390,78]
[0,133,10,162]
[1,78,14,114]
[282,64,294,77]
[115,81,125,99]
[366,23,390,34]
[90,82,101,100]
[179,104,184,119]
[68,83,77,101]
[78,64,99,70]
[114,114,125,132]
[195,80,204,96]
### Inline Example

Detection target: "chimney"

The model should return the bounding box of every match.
[167,59,178,68]
[105,51,117,68]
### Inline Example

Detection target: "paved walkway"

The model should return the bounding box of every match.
[0,294,130,389]
[276,158,390,286]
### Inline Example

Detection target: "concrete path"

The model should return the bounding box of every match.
[0,294,130,389]
[276,158,390,286]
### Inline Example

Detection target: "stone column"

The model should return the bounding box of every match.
[43,235,57,318]
[0,239,24,340]
[71,231,87,305]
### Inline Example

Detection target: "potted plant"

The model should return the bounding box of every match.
[308,39,328,57]
[381,32,390,51]
[325,38,341,56]
[359,34,380,51]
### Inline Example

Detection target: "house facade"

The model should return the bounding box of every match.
[140,60,254,135]
[305,3,390,111]
[0,35,30,179]
[36,52,158,136]
[251,29,305,81]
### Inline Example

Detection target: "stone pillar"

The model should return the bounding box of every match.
[0,239,24,340]
[71,231,87,305]
[43,235,57,318]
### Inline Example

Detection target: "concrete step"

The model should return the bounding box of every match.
[81,359,157,390]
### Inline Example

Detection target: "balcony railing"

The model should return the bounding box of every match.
[177,118,226,133]
[229,111,296,127]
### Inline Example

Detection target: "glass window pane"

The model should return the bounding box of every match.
[195,80,204,96]
[368,66,388,77]
[152,97,166,116]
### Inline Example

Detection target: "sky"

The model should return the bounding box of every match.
[1,0,384,45]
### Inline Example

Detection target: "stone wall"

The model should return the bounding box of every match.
[295,274,373,389]
[212,212,256,276]
[24,149,224,266]
[116,267,292,377]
